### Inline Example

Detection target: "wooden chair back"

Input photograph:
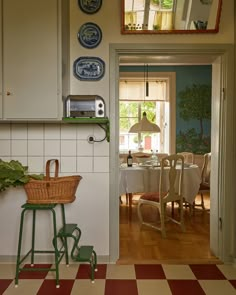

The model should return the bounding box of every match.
[160,154,184,204]
[177,152,194,164]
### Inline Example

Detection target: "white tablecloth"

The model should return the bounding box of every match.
[119,164,201,204]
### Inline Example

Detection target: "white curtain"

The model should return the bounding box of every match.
[119,80,167,101]
[125,12,137,28]
[153,11,174,30]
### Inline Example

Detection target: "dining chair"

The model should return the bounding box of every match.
[137,154,185,238]
[177,152,194,164]
[194,152,211,210]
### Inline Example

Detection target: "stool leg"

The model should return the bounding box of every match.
[60,204,69,265]
[30,210,36,266]
[51,208,60,288]
[15,209,27,287]
[90,250,97,283]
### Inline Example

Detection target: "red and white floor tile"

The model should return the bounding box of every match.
[1,263,236,294]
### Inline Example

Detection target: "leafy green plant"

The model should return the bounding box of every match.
[0,159,43,192]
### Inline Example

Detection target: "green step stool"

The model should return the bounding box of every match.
[55,224,97,282]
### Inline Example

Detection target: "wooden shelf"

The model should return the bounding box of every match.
[62,117,110,142]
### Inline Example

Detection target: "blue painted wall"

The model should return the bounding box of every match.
[120,65,212,154]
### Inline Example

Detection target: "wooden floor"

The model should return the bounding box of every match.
[118,193,221,264]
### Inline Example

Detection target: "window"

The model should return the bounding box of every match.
[124,0,175,31]
[119,76,170,153]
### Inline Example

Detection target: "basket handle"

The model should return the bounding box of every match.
[46,159,59,180]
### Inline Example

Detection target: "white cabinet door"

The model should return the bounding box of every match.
[0,1,2,118]
[2,0,60,120]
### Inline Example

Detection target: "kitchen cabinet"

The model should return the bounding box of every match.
[0,0,69,120]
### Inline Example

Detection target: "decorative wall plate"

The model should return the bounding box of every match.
[78,22,102,49]
[78,0,102,14]
[73,57,105,81]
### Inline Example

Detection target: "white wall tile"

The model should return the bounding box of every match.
[61,124,77,139]
[94,156,109,172]
[28,124,44,139]
[45,140,60,156]
[27,157,44,173]
[61,140,77,156]
[94,124,107,139]
[44,124,61,140]
[11,157,28,166]
[0,124,11,139]
[0,156,11,162]
[77,140,93,156]
[0,140,11,156]
[28,140,44,156]
[94,140,109,156]
[77,125,94,140]
[11,124,27,139]
[11,140,27,156]
[45,158,60,176]
[61,157,77,173]
[77,156,93,172]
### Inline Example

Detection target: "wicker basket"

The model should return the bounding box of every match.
[24,159,82,204]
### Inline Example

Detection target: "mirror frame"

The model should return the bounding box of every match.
[121,0,222,34]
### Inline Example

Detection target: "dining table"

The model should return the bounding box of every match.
[119,163,201,207]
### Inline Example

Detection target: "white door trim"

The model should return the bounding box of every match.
[109,43,235,263]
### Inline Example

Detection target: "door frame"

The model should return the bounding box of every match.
[109,43,235,263]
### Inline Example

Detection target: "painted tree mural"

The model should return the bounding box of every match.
[176,84,211,154]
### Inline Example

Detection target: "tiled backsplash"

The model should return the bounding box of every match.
[0,123,109,174]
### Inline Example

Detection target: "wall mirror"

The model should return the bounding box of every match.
[121,0,222,34]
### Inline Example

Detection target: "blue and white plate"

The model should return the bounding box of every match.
[78,22,102,49]
[73,56,105,81]
[78,0,102,14]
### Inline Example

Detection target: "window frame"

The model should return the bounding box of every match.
[119,71,176,154]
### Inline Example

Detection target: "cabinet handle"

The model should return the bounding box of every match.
[6,91,12,96]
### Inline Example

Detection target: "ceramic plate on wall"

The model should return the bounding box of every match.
[78,0,102,14]
[73,56,105,81]
[78,22,102,49]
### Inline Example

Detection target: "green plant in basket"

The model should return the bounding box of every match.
[0,159,43,192]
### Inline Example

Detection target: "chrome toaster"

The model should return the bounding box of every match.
[64,95,105,118]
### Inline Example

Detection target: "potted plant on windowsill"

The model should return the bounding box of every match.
[0,159,43,192]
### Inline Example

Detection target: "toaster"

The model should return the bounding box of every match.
[64,95,105,118]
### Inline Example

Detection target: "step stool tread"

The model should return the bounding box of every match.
[58,224,78,236]
[76,246,94,261]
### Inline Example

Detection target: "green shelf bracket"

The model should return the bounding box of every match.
[62,117,110,142]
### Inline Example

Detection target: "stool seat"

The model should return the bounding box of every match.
[21,203,57,209]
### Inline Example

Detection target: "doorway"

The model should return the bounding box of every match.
[109,44,235,264]
[118,65,212,263]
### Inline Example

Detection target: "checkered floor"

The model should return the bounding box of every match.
[1,263,236,294]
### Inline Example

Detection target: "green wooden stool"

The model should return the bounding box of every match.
[15,203,69,288]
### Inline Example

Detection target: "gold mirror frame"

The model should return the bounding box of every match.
[121,0,222,34]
